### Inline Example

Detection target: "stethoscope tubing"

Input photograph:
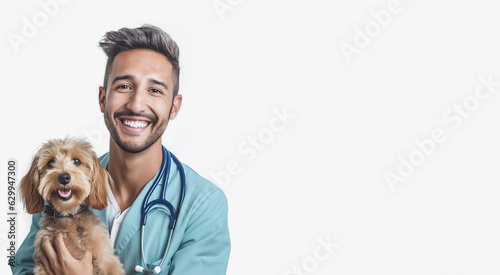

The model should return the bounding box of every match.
[137,146,186,273]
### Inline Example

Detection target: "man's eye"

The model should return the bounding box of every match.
[117,85,132,90]
[149,88,162,94]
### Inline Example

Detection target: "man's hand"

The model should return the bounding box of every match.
[40,233,93,275]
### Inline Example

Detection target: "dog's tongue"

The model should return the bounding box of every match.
[58,189,72,198]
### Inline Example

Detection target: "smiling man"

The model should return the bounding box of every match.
[13,25,231,275]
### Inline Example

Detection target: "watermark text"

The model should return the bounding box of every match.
[385,74,500,192]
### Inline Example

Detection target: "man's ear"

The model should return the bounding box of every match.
[169,94,183,120]
[98,86,106,113]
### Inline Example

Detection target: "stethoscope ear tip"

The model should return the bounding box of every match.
[134,265,161,273]
[135,265,144,272]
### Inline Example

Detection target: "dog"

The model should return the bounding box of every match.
[20,137,124,275]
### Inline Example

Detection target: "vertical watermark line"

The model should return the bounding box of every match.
[6,159,17,267]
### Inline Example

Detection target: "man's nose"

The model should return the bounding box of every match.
[126,90,148,112]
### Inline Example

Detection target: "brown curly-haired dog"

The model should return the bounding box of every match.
[20,137,124,275]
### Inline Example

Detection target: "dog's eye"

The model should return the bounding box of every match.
[73,158,81,166]
[47,160,55,168]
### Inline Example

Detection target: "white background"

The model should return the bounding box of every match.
[1,0,500,274]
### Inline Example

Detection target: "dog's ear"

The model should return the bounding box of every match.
[20,156,45,214]
[88,153,110,210]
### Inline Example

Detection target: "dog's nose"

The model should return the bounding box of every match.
[57,173,71,185]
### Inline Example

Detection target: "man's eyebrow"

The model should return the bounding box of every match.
[149,78,169,91]
[110,75,168,91]
[111,75,135,85]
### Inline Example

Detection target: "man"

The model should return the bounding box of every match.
[12,24,231,275]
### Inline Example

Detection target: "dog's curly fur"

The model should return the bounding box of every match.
[20,137,124,275]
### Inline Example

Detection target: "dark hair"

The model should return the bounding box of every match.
[99,24,180,95]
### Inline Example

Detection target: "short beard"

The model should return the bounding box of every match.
[104,108,171,154]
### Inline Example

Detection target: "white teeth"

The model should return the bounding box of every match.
[123,120,148,128]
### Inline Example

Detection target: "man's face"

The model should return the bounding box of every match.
[99,49,182,154]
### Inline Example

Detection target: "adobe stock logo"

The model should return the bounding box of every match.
[384,74,500,192]
[209,106,295,189]
[8,0,71,53]
[282,235,340,275]
[81,120,108,149]
[339,0,404,63]
[213,0,243,21]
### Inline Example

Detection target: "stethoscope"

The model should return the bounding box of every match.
[135,146,186,274]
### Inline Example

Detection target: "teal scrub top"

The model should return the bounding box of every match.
[11,152,231,275]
